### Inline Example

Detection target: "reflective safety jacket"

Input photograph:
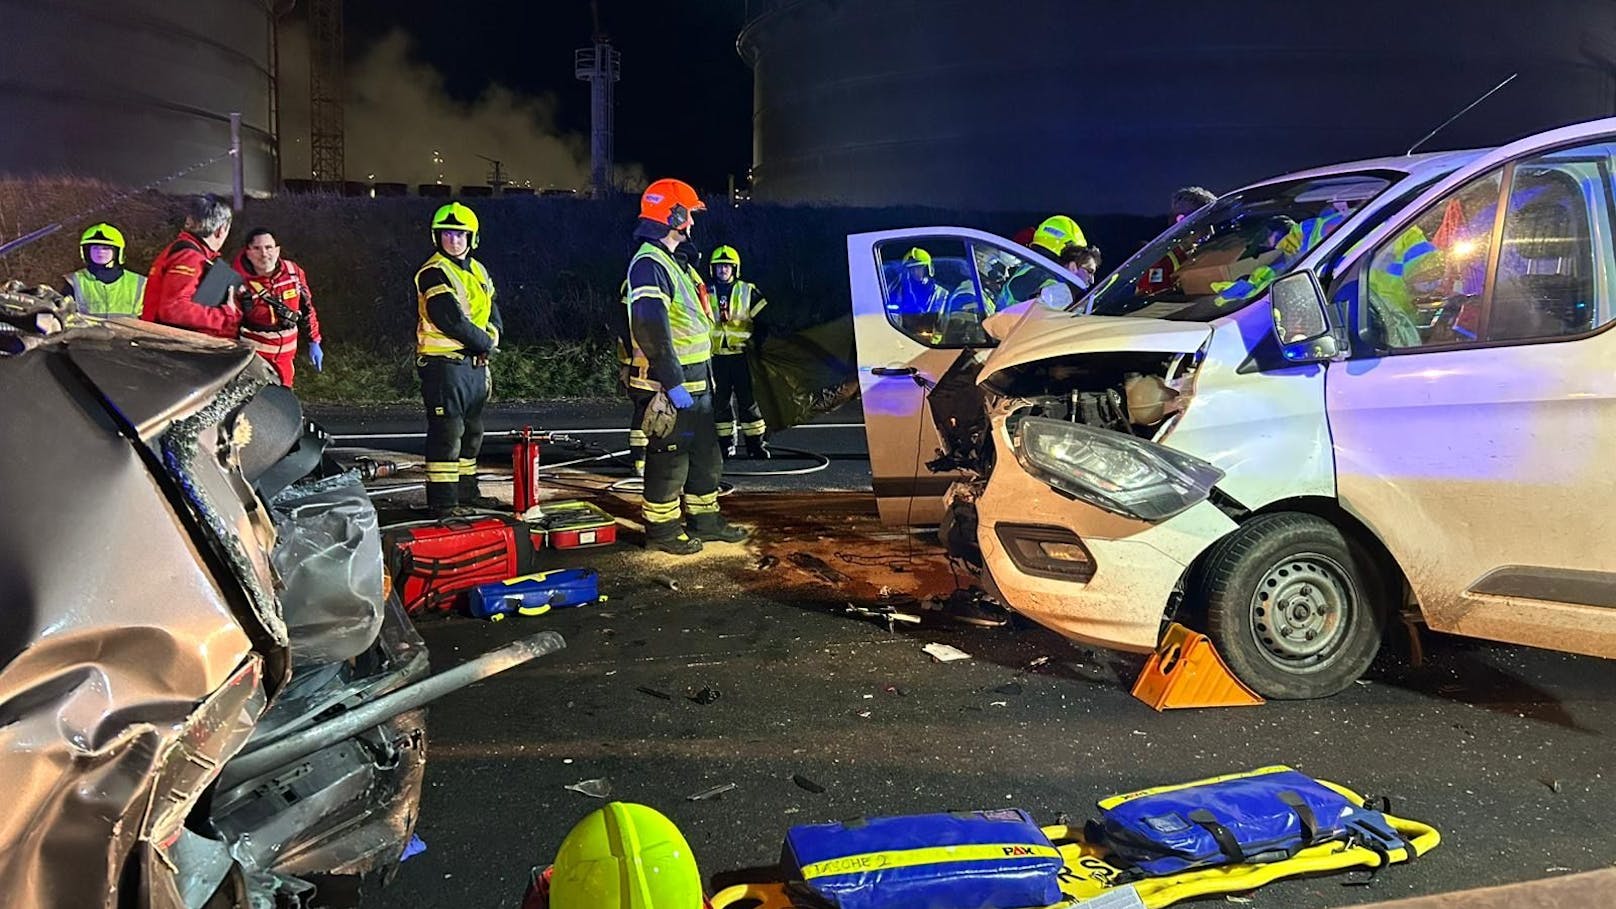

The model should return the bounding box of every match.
[625,241,714,393]
[66,268,145,317]
[708,279,767,356]
[233,252,322,362]
[416,252,497,358]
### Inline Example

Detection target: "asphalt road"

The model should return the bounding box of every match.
[322,405,1616,909]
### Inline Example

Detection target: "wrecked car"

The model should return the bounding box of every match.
[853,117,1616,699]
[0,284,559,907]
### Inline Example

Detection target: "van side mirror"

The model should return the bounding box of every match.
[1038,283,1073,310]
[1270,271,1344,363]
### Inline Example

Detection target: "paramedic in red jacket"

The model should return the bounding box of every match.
[140,194,241,338]
[232,227,325,386]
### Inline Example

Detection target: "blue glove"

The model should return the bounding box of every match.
[666,385,695,409]
[308,341,324,372]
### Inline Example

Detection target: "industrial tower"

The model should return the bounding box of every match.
[574,2,620,196]
[308,0,344,182]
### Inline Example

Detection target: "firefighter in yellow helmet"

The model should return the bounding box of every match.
[624,178,749,554]
[61,222,146,317]
[1002,214,1087,304]
[415,202,503,517]
[524,802,710,909]
[707,245,770,459]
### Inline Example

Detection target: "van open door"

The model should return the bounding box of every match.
[847,228,1080,525]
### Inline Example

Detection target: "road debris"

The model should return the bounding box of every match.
[636,686,673,701]
[400,834,427,862]
[845,603,923,631]
[923,642,972,663]
[1541,778,1564,794]
[754,554,779,571]
[650,574,679,591]
[789,552,851,584]
[884,685,907,697]
[1027,656,1051,670]
[565,778,612,799]
[688,686,722,705]
[688,783,738,801]
[792,774,826,794]
[994,681,1024,696]
[990,701,1008,707]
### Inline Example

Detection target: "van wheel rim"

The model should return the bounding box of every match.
[1249,553,1354,666]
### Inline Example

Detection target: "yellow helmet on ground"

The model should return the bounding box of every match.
[80,222,127,266]
[549,802,705,909]
[431,202,480,248]
[710,245,741,277]
[902,247,934,275]
[1031,215,1086,258]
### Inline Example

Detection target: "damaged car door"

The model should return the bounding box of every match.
[848,228,1081,525]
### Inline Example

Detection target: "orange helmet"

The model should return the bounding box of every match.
[640,178,706,229]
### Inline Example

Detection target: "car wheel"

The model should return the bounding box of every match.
[1200,513,1387,700]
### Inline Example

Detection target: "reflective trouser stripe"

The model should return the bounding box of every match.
[458,457,477,477]
[684,491,720,515]
[627,374,709,394]
[716,421,736,435]
[644,498,682,524]
[740,420,767,437]
[426,461,459,483]
[628,429,649,447]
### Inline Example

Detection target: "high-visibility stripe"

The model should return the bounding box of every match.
[457,458,477,476]
[643,499,682,522]
[684,491,720,514]
[628,430,649,446]
[628,286,669,302]
[1099,765,1292,809]
[627,374,708,394]
[626,242,712,377]
[740,420,767,437]
[716,421,736,434]
[417,253,494,357]
[425,461,460,482]
[800,844,1062,881]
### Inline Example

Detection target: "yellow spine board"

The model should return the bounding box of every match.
[710,780,1441,909]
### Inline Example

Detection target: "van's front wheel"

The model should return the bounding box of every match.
[1200,513,1387,700]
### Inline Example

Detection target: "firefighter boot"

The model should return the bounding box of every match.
[458,475,503,510]
[744,435,770,459]
[689,512,749,544]
[646,522,703,556]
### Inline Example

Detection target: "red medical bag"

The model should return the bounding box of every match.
[384,515,542,615]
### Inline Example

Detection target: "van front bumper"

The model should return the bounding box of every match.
[964,424,1240,652]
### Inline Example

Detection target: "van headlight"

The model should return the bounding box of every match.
[1012,417,1224,521]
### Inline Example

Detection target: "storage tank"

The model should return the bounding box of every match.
[0,0,277,196]
[739,0,1616,214]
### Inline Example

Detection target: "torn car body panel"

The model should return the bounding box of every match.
[0,296,563,908]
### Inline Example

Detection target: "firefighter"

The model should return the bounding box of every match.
[1002,214,1086,304]
[62,222,145,317]
[624,178,748,554]
[141,194,241,338]
[415,202,503,517]
[232,228,325,387]
[707,245,770,459]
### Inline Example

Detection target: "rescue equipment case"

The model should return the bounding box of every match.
[467,568,601,621]
[384,514,542,615]
[532,500,618,549]
[783,809,1063,909]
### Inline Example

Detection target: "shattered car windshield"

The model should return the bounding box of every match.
[1084,173,1396,321]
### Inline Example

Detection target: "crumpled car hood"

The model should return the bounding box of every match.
[980,306,1213,381]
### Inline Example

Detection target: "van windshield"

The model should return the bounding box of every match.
[1084,173,1396,321]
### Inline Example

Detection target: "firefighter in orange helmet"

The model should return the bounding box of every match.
[621,179,749,555]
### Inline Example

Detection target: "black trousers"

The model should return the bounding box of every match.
[419,355,490,508]
[713,353,765,439]
[631,387,723,539]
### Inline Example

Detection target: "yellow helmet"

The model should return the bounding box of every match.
[1032,215,1086,258]
[80,222,127,266]
[710,245,741,276]
[549,802,705,909]
[902,247,934,275]
[431,202,480,249]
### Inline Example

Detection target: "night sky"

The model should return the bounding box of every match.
[343,0,753,190]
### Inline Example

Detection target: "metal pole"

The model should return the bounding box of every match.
[219,631,565,786]
[230,112,244,210]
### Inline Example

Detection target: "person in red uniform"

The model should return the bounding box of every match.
[140,194,241,338]
[232,227,325,387]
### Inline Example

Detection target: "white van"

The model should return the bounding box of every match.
[850,117,1616,699]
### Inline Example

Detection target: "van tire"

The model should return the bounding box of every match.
[1201,513,1387,700]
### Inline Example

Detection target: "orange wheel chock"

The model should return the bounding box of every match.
[1132,622,1265,711]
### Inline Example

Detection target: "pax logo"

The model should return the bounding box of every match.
[1001,846,1038,857]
